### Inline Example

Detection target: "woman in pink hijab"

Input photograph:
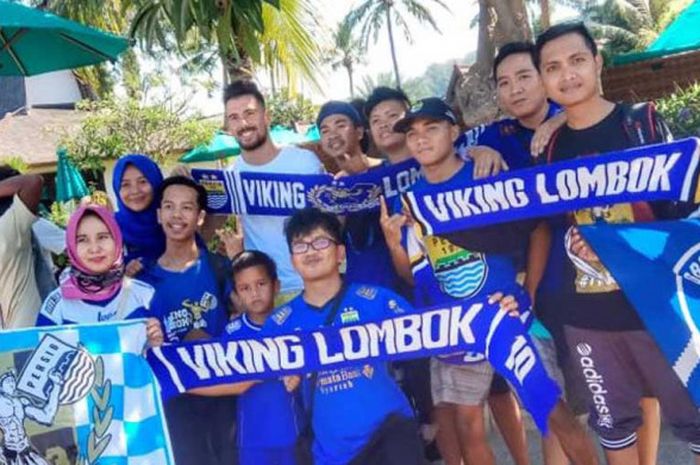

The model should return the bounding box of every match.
[36,205,163,347]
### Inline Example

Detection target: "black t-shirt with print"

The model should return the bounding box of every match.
[537,103,656,332]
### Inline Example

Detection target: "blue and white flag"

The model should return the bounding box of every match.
[148,294,562,433]
[0,320,174,465]
[581,219,700,406]
[194,158,421,215]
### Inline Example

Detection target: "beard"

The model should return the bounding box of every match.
[239,129,269,151]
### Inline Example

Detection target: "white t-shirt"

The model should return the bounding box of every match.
[0,195,40,328]
[230,146,323,292]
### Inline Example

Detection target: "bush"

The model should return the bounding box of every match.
[656,83,700,138]
[61,98,219,172]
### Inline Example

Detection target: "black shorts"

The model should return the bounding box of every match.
[564,326,700,452]
[348,414,426,465]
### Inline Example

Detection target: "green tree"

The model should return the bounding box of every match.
[129,0,323,90]
[326,20,364,98]
[266,89,318,127]
[345,0,449,88]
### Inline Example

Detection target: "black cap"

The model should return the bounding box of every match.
[393,97,458,133]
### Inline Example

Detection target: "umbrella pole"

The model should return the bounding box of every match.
[0,28,29,75]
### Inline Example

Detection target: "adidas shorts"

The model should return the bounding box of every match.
[564,326,700,453]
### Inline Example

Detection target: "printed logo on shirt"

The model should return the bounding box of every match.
[425,235,487,299]
[576,342,613,429]
[362,365,374,379]
[340,307,360,324]
[387,299,405,314]
[225,319,242,334]
[272,306,292,325]
[164,292,219,337]
[317,368,363,394]
[355,286,378,300]
[568,205,632,293]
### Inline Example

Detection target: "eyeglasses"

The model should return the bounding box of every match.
[291,237,337,255]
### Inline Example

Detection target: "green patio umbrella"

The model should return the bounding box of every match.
[0,0,130,76]
[179,131,240,163]
[55,148,89,202]
[180,126,320,163]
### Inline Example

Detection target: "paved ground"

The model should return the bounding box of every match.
[431,419,694,464]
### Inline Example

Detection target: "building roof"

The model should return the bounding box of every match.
[0,108,86,171]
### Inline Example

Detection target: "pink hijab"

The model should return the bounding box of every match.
[60,205,125,302]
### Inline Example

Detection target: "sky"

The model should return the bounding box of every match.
[188,0,481,115]
[184,0,579,116]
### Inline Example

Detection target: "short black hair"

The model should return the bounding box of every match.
[158,175,207,211]
[493,41,537,81]
[0,165,20,182]
[284,208,343,250]
[223,80,266,107]
[364,86,410,118]
[230,250,278,292]
[535,22,598,70]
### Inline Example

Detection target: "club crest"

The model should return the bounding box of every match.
[199,173,229,211]
[0,334,112,465]
[307,183,382,214]
[426,236,488,299]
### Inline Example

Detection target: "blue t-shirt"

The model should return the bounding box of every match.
[141,251,227,342]
[36,278,153,326]
[263,283,413,465]
[455,102,561,169]
[403,162,523,363]
[225,314,302,449]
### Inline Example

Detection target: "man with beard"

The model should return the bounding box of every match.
[0,167,43,328]
[226,81,323,303]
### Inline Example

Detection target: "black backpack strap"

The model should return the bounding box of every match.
[621,101,671,145]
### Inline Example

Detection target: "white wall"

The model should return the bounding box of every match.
[25,70,81,106]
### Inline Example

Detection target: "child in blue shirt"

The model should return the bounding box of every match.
[263,208,422,465]
[223,250,302,465]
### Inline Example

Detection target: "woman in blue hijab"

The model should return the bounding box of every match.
[112,154,165,276]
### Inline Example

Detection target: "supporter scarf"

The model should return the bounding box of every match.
[194,158,421,215]
[195,139,700,234]
[581,219,700,407]
[61,205,125,302]
[147,292,562,433]
[113,154,165,262]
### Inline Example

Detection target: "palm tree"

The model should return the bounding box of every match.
[326,20,364,98]
[582,0,691,56]
[345,0,449,88]
[129,0,323,90]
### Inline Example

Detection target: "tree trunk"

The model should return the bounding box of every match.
[346,63,355,98]
[385,5,402,88]
[222,49,255,84]
[455,0,531,128]
[540,0,551,30]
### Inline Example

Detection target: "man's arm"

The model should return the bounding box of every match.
[379,197,414,286]
[524,221,551,302]
[0,174,43,214]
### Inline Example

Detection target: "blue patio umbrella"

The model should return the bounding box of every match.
[55,148,89,202]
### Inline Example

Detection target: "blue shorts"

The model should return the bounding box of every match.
[239,446,297,465]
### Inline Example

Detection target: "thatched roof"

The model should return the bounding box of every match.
[0,108,86,172]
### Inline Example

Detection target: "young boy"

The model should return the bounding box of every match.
[384,97,599,465]
[535,22,700,465]
[264,208,425,465]
[224,250,302,465]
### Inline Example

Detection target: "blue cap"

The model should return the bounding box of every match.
[393,97,458,133]
[316,101,363,128]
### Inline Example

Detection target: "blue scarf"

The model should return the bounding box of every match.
[196,139,700,234]
[195,158,421,215]
[113,154,165,263]
[147,291,561,433]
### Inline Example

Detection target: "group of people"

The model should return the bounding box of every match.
[1,21,700,465]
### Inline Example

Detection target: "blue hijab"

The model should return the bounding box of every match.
[112,154,165,263]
